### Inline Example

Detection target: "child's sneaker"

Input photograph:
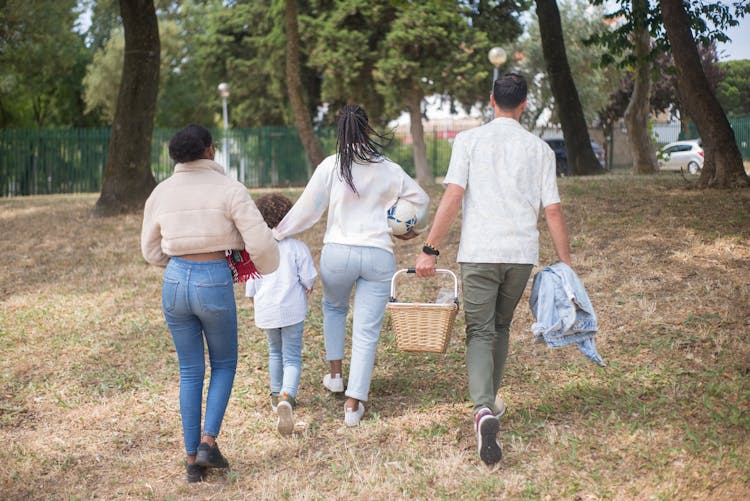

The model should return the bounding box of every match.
[475,407,502,465]
[344,401,365,427]
[276,392,296,436]
[270,392,279,413]
[323,373,344,393]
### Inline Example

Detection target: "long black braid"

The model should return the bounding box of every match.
[335,104,392,194]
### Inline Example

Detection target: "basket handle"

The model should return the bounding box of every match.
[389,268,459,303]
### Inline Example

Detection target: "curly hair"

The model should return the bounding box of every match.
[168,124,213,163]
[255,193,293,229]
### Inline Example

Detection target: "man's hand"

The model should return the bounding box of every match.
[415,252,437,277]
[412,183,464,278]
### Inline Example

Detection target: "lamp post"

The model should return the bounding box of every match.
[488,47,507,88]
[217,82,230,176]
[487,47,507,120]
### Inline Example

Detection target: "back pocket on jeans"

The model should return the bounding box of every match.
[195,282,234,313]
[321,244,351,274]
[162,278,179,312]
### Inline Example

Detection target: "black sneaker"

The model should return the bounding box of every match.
[195,442,229,469]
[475,407,502,465]
[186,462,206,483]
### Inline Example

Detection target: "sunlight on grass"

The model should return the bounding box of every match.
[1,178,750,498]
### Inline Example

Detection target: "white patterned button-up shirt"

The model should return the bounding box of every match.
[443,117,560,265]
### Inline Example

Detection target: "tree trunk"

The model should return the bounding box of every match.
[624,0,658,175]
[407,92,432,186]
[659,0,749,188]
[535,0,601,176]
[285,0,324,175]
[677,102,693,139]
[94,0,159,216]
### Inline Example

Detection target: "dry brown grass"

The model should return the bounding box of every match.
[1,172,749,500]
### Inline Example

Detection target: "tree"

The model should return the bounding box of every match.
[515,0,619,131]
[94,0,160,216]
[0,0,92,127]
[623,0,657,174]
[306,0,397,126]
[285,0,324,171]
[309,0,523,184]
[666,44,724,139]
[659,0,749,188]
[375,2,494,184]
[597,44,723,144]
[716,60,750,118]
[83,19,213,127]
[79,0,120,50]
[535,0,602,175]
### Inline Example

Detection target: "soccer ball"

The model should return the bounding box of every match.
[387,199,418,236]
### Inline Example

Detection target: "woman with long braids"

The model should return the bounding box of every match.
[274,104,430,426]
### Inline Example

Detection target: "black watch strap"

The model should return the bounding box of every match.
[422,244,439,256]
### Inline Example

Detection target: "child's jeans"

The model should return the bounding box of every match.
[265,321,304,398]
[320,243,395,402]
[162,257,238,456]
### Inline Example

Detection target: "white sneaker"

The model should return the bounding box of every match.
[323,373,344,393]
[344,402,365,427]
[276,393,295,436]
[494,396,506,419]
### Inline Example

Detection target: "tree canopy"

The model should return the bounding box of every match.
[515,0,619,130]
[0,0,91,127]
[1,0,748,190]
[716,59,750,118]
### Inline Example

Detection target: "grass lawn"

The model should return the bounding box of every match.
[1,171,749,500]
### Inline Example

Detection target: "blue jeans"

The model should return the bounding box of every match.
[320,244,395,402]
[162,257,238,456]
[266,321,304,398]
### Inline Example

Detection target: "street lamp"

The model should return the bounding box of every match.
[488,47,507,119]
[217,82,230,176]
[488,47,507,86]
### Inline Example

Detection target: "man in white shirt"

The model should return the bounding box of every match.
[415,73,572,466]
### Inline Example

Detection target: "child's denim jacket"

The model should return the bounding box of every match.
[529,262,605,366]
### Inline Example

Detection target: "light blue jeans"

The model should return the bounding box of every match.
[320,243,395,402]
[265,321,304,398]
[162,257,238,456]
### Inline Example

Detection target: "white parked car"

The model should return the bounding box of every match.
[658,140,704,175]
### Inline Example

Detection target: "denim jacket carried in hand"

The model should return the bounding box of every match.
[529,262,605,366]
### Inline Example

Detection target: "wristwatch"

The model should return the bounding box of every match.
[422,242,439,256]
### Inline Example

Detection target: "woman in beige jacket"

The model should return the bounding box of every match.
[141,124,278,482]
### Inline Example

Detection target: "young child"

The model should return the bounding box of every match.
[246,193,317,436]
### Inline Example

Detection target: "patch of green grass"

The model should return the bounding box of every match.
[2,183,750,499]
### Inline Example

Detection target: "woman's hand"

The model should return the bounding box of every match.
[394,229,418,241]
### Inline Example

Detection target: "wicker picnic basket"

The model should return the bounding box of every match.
[386,268,459,353]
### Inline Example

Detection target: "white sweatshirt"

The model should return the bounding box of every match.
[273,154,430,253]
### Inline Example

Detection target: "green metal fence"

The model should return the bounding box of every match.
[729,115,750,161]
[0,126,456,197]
[4,116,747,197]
[685,115,750,159]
